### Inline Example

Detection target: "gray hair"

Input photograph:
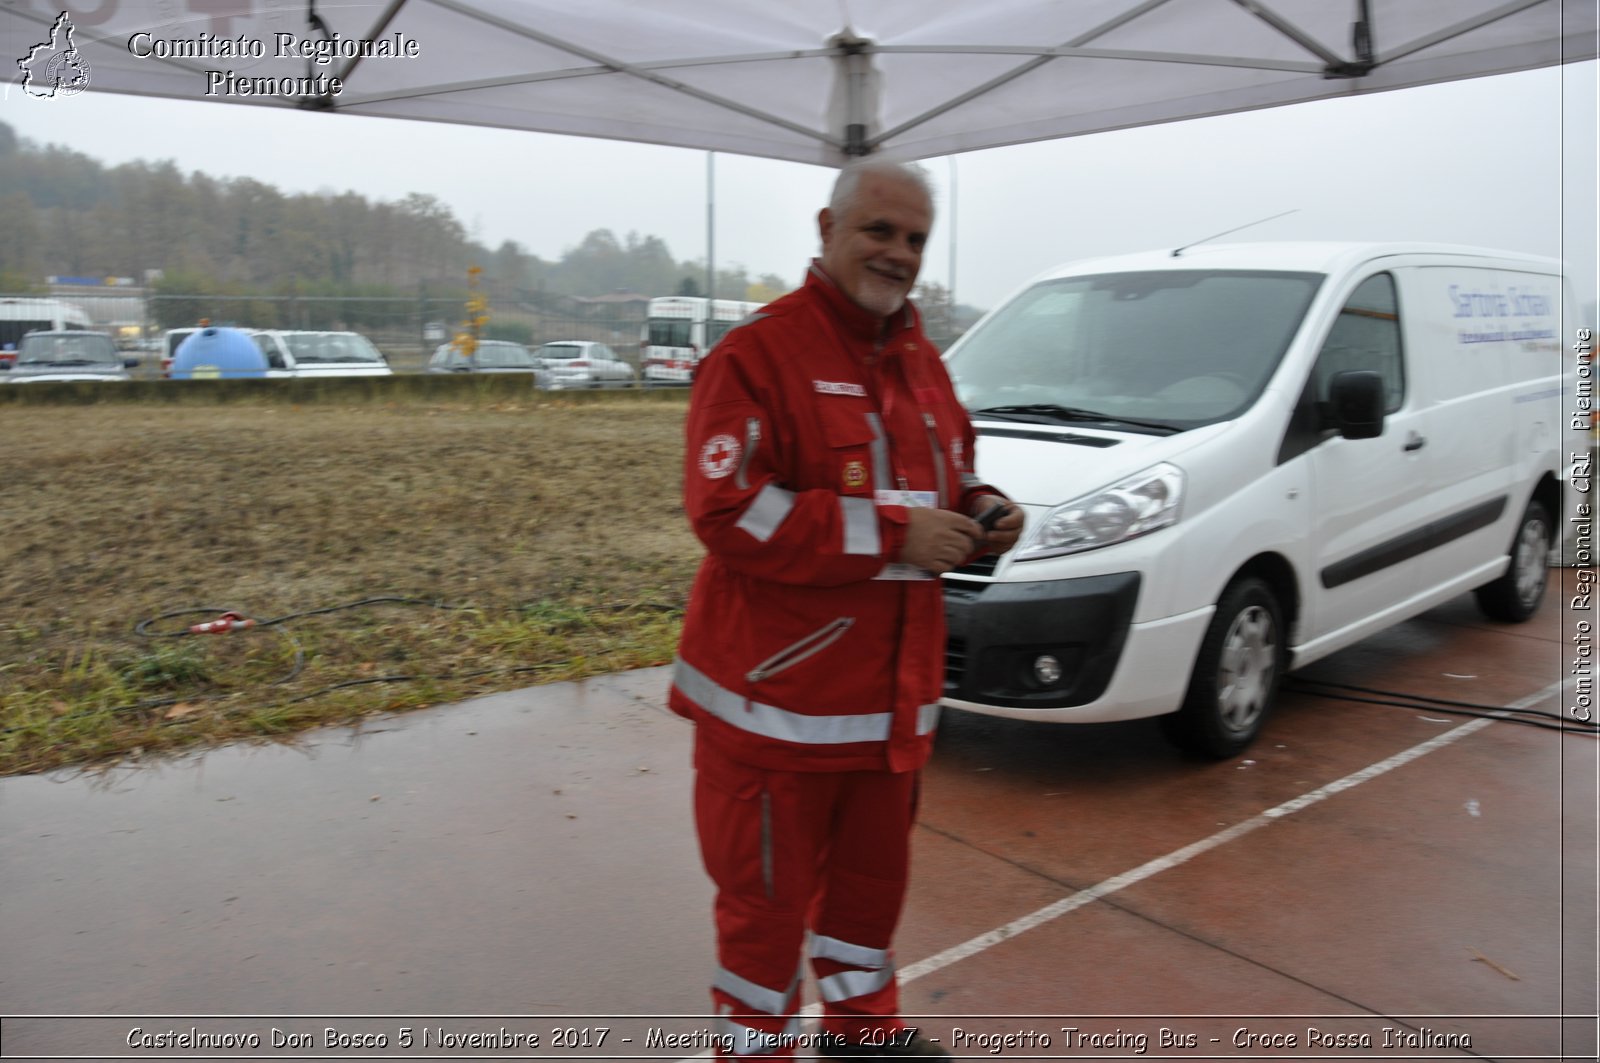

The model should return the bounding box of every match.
[828,156,935,216]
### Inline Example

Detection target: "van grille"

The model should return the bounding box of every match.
[944,638,967,692]
[948,555,998,579]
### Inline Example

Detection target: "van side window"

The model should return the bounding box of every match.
[1311,273,1403,412]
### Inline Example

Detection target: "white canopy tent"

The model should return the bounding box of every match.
[8,0,1595,167]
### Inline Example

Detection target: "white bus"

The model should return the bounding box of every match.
[639,296,762,384]
[0,297,92,366]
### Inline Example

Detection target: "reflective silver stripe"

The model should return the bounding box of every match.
[840,496,880,555]
[811,933,890,969]
[675,657,892,745]
[817,965,895,1003]
[713,967,790,1016]
[737,483,795,543]
[917,703,941,734]
[865,413,893,491]
[960,472,984,491]
[735,416,761,490]
[719,1014,802,1057]
[723,311,768,342]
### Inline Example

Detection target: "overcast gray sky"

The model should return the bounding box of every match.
[2,59,1595,315]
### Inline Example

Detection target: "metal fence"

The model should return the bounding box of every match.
[7,290,649,374]
[7,289,969,372]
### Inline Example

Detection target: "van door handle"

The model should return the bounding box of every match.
[1403,432,1426,452]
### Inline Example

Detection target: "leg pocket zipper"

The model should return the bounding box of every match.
[760,789,774,900]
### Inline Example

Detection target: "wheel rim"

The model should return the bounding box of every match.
[1512,516,1548,608]
[1217,605,1276,734]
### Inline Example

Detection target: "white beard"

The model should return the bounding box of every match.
[854,274,908,317]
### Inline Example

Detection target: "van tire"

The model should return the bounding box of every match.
[1473,499,1551,623]
[1162,577,1284,759]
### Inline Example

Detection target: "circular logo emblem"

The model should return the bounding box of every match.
[44,50,91,97]
[698,434,741,480]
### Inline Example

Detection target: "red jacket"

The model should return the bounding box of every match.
[669,264,998,773]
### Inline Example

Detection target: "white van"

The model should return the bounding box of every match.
[940,242,1570,757]
[158,326,202,378]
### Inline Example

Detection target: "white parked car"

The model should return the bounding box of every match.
[532,341,634,388]
[251,330,393,378]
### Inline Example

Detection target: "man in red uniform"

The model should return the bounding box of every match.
[670,157,1022,1060]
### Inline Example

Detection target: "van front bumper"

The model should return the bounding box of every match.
[942,570,1142,709]
[940,571,1215,723]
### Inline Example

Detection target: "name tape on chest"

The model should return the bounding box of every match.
[814,380,867,398]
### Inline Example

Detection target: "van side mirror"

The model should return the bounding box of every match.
[1325,370,1385,440]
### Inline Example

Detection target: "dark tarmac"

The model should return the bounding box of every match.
[2,574,1595,1062]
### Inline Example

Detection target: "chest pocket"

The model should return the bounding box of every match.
[818,407,888,498]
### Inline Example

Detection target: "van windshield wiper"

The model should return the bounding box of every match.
[970,404,1180,435]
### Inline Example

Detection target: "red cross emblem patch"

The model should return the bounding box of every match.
[698,433,741,479]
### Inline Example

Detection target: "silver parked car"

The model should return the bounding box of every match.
[5,331,136,383]
[532,341,635,388]
[427,340,541,373]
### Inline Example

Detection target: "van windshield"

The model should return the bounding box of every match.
[947,269,1324,431]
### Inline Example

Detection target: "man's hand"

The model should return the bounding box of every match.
[898,507,983,574]
[970,494,1023,556]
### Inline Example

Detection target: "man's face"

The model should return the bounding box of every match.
[818,171,932,320]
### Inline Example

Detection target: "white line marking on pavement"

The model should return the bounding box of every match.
[897,679,1561,983]
[681,680,1560,1058]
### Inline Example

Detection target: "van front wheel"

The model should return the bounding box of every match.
[1161,577,1284,759]
[1473,499,1551,623]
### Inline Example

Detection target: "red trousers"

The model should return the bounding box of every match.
[693,734,921,1059]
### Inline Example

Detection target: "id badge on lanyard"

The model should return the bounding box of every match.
[874,488,938,581]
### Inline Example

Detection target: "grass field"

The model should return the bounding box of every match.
[0,386,702,775]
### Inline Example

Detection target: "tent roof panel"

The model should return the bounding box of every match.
[5,0,1592,166]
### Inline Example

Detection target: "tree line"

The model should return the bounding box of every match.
[0,120,791,307]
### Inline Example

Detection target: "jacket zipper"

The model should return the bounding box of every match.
[745,617,855,683]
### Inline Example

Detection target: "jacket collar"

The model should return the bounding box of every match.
[805,260,920,344]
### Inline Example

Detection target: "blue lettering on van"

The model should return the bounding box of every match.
[1508,288,1552,317]
[1450,284,1553,320]
[1450,285,1509,319]
[1457,327,1556,344]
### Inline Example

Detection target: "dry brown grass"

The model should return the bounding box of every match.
[0,394,702,775]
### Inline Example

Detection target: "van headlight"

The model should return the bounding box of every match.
[1017,463,1185,561]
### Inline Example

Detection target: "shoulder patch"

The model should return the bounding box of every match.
[697,434,741,479]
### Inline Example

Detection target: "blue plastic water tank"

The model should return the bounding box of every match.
[170,327,268,379]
